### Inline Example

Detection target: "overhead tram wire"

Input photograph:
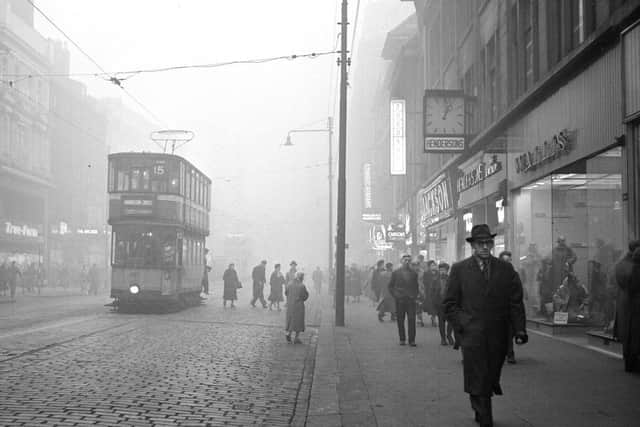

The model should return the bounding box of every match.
[26,0,166,127]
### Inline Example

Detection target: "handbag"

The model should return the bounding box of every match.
[236,281,243,289]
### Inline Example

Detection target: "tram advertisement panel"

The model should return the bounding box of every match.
[121,195,156,217]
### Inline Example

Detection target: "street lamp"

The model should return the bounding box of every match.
[283,117,334,300]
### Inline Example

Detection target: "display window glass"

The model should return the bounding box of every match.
[512,147,623,327]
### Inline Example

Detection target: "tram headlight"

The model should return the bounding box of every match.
[129,284,140,295]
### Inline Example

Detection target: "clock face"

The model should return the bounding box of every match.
[425,96,465,135]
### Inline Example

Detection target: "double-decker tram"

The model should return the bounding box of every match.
[107,152,211,312]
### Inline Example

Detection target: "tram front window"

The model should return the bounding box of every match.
[112,227,177,268]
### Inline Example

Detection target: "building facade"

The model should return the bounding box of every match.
[0,0,51,270]
[363,0,640,328]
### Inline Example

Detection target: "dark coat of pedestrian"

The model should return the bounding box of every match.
[388,254,420,346]
[614,240,640,372]
[7,261,21,299]
[371,260,385,302]
[269,264,286,307]
[251,260,268,308]
[223,264,239,307]
[444,224,527,427]
[377,263,395,321]
[285,272,309,344]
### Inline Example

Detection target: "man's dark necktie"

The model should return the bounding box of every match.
[482,259,489,281]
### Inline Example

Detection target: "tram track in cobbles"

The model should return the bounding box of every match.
[0,307,322,426]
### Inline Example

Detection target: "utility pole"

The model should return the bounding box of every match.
[335,0,348,327]
[327,117,334,284]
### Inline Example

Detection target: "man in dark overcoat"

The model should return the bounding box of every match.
[614,239,640,372]
[443,224,527,427]
[250,260,268,308]
[389,254,420,346]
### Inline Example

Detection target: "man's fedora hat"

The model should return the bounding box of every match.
[466,224,497,243]
[290,260,298,266]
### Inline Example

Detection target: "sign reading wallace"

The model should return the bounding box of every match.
[515,129,574,174]
[417,173,454,227]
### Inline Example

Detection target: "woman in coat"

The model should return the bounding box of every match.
[222,263,239,309]
[269,263,286,311]
[285,272,309,344]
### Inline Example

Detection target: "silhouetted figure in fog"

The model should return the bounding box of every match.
[376,262,395,322]
[0,261,8,296]
[201,248,210,295]
[422,260,439,327]
[312,266,323,295]
[389,254,419,346]
[444,225,527,427]
[223,263,239,309]
[251,260,268,308]
[371,260,385,302]
[269,263,285,311]
[7,261,21,300]
[285,272,309,344]
[88,264,100,296]
[433,262,453,346]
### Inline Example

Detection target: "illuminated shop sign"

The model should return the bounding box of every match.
[363,163,372,209]
[496,199,505,224]
[4,222,39,238]
[386,223,406,242]
[457,155,503,193]
[390,99,407,175]
[362,213,382,222]
[515,129,574,174]
[417,173,454,227]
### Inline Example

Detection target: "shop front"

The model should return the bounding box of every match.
[416,172,457,264]
[505,44,626,327]
[0,185,46,266]
[454,143,507,260]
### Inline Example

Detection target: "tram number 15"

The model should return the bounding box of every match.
[153,165,165,175]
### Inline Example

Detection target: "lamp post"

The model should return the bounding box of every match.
[284,117,334,288]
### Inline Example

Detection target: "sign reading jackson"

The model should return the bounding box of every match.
[417,173,454,227]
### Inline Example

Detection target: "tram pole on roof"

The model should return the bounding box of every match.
[150,130,195,154]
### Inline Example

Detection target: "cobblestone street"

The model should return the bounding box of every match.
[0,284,320,426]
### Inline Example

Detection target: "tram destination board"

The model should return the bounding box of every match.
[121,195,156,217]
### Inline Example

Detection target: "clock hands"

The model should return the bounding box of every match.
[442,102,453,120]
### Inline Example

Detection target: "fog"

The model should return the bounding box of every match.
[34,0,344,276]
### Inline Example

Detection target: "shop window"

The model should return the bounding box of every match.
[512,147,623,326]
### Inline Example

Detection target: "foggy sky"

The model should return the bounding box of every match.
[34,0,347,274]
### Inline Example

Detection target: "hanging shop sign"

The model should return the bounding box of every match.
[361,213,382,222]
[417,173,454,227]
[370,224,393,250]
[3,222,39,238]
[457,155,503,193]
[423,89,466,153]
[390,99,407,175]
[515,129,574,174]
[386,223,407,242]
[363,163,373,209]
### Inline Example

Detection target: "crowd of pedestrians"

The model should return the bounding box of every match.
[0,260,103,300]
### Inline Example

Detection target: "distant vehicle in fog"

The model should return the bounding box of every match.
[107,152,211,311]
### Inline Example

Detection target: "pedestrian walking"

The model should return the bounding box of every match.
[285,272,309,344]
[422,260,439,327]
[250,260,268,308]
[614,240,640,372]
[376,262,396,322]
[7,261,21,300]
[0,261,7,296]
[201,248,211,295]
[312,266,323,295]
[499,251,518,364]
[371,260,385,302]
[434,262,454,346]
[269,263,286,311]
[286,261,298,285]
[223,263,240,309]
[443,224,527,427]
[388,254,420,346]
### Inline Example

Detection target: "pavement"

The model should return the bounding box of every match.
[304,297,640,427]
[2,286,640,426]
